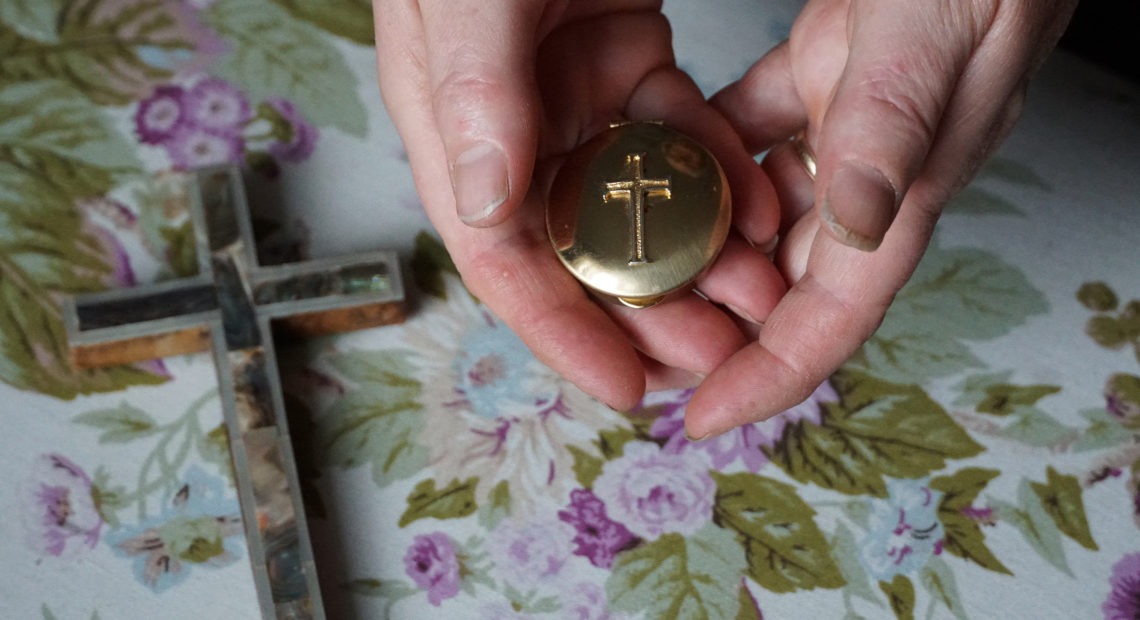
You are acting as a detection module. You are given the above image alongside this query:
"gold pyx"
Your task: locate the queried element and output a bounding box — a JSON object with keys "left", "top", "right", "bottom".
{"left": 547, "top": 121, "right": 731, "bottom": 308}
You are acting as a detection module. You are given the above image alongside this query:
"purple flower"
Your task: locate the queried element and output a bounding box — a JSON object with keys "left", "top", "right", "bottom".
{"left": 164, "top": 126, "right": 244, "bottom": 170}
{"left": 648, "top": 380, "right": 836, "bottom": 472}
{"left": 487, "top": 517, "right": 574, "bottom": 590}
{"left": 265, "top": 98, "right": 318, "bottom": 163}
{"left": 403, "top": 532, "right": 461, "bottom": 606}
{"left": 23, "top": 454, "right": 103, "bottom": 558}
{"left": 859, "top": 478, "right": 945, "bottom": 581}
{"left": 185, "top": 77, "right": 250, "bottom": 134}
{"left": 558, "top": 489, "right": 637, "bottom": 568}
{"left": 592, "top": 441, "right": 715, "bottom": 541}
{"left": 1103, "top": 552, "right": 1140, "bottom": 619}
{"left": 135, "top": 85, "right": 189, "bottom": 144}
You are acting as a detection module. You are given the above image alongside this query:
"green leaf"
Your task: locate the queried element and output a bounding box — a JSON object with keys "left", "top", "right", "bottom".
{"left": 831, "top": 522, "right": 883, "bottom": 608}
{"left": 930, "top": 468, "right": 1011, "bottom": 575}
{"left": 767, "top": 370, "right": 982, "bottom": 496}
{"left": 992, "top": 480, "right": 1071, "bottom": 576}
{"left": 854, "top": 243, "right": 1048, "bottom": 384}
{"left": 41, "top": 604, "right": 58, "bottom": 620}
{"left": 918, "top": 557, "right": 968, "bottom": 620}
{"left": 160, "top": 221, "right": 200, "bottom": 278}
{"left": 0, "top": 0, "right": 198, "bottom": 104}
{"left": 411, "top": 231, "right": 460, "bottom": 300}
{"left": 607, "top": 526, "right": 746, "bottom": 620}
{"left": 270, "top": 0, "right": 373, "bottom": 45}
{"left": 317, "top": 349, "right": 427, "bottom": 487}
{"left": 398, "top": 477, "right": 478, "bottom": 527}
{"left": 975, "top": 157, "right": 1051, "bottom": 190}
{"left": 1030, "top": 467, "right": 1097, "bottom": 550}
{"left": 945, "top": 186, "right": 1025, "bottom": 217}
{"left": 1073, "top": 407, "right": 1136, "bottom": 452}
{"left": 204, "top": 0, "right": 367, "bottom": 136}
{"left": 0, "top": 0, "right": 67, "bottom": 42}
{"left": 1086, "top": 315, "right": 1129, "bottom": 349}
{"left": 712, "top": 472, "right": 844, "bottom": 593}
{"left": 996, "top": 406, "right": 1079, "bottom": 449}
{"left": 878, "top": 575, "right": 915, "bottom": 620}
{"left": 73, "top": 402, "right": 158, "bottom": 443}
{"left": 477, "top": 480, "right": 511, "bottom": 529}
{"left": 1077, "top": 282, "right": 1118, "bottom": 312}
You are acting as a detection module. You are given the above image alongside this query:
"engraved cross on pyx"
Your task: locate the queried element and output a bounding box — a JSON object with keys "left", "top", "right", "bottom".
{"left": 604, "top": 153, "right": 671, "bottom": 264}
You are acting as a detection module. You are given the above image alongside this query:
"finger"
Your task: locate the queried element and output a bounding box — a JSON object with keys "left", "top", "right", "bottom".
{"left": 684, "top": 190, "right": 936, "bottom": 439}
{"left": 812, "top": 1, "right": 990, "bottom": 250}
{"left": 419, "top": 0, "right": 550, "bottom": 226}
{"left": 641, "top": 353, "right": 703, "bottom": 393}
{"left": 375, "top": 4, "right": 647, "bottom": 411}
{"left": 693, "top": 234, "right": 786, "bottom": 325}
{"left": 626, "top": 64, "right": 781, "bottom": 250}
{"left": 710, "top": 42, "right": 807, "bottom": 154}
{"left": 761, "top": 139, "right": 816, "bottom": 235}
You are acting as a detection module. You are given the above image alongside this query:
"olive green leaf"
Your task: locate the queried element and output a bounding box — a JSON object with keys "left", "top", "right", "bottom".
{"left": 851, "top": 242, "right": 1048, "bottom": 384}
{"left": 930, "top": 467, "right": 1011, "bottom": 575}
{"left": 568, "top": 444, "right": 605, "bottom": 489}
{"left": 73, "top": 402, "right": 158, "bottom": 443}
{"left": 477, "top": 480, "right": 511, "bottom": 530}
{"left": 607, "top": 526, "right": 747, "bottom": 620}
{"left": 951, "top": 371, "right": 1061, "bottom": 416}
{"left": 878, "top": 575, "right": 916, "bottom": 620}
{"left": 0, "top": 0, "right": 198, "bottom": 104}
{"left": 398, "top": 477, "right": 478, "bottom": 528}
{"left": 316, "top": 349, "right": 426, "bottom": 488}
{"left": 1030, "top": 466, "right": 1097, "bottom": 550}
{"left": 1077, "top": 282, "right": 1119, "bottom": 312}
{"left": 204, "top": 0, "right": 368, "bottom": 137}
{"left": 735, "top": 582, "right": 762, "bottom": 620}
{"left": 0, "top": 0, "right": 67, "bottom": 42}
{"left": 767, "top": 370, "right": 983, "bottom": 497}
{"left": 270, "top": 0, "right": 374, "bottom": 45}
{"left": 918, "top": 557, "right": 968, "bottom": 620}
{"left": 712, "top": 472, "right": 844, "bottom": 593}
{"left": 411, "top": 231, "right": 460, "bottom": 300}
{"left": 0, "top": 80, "right": 161, "bottom": 398}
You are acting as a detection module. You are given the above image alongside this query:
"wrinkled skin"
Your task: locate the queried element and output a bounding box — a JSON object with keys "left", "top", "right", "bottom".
{"left": 373, "top": 0, "right": 1077, "bottom": 438}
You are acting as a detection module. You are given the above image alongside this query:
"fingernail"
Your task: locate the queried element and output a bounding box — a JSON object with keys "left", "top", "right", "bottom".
{"left": 820, "top": 161, "right": 899, "bottom": 251}
{"left": 451, "top": 142, "right": 508, "bottom": 224}
{"left": 726, "top": 303, "right": 759, "bottom": 325}
{"left": 684, "top": 428, "right": 711, "bottom": 442}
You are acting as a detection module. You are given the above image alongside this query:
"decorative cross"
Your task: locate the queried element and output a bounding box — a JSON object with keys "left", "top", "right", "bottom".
{"left": 604, "top": 152, "right": 672, "bottom": 264}
{"left": 63, "top": 166, "right": 405, "bottom": 620}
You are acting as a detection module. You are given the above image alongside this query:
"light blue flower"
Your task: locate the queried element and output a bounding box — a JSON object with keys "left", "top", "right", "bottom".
{"left": 859, "top": 478, "right": 945, "bottom": 581}
{"left": 453, "top": 316, "right": 559, "bottom": 421}
{"left": 106, "top": 466, "right": 244, "bottom": 593}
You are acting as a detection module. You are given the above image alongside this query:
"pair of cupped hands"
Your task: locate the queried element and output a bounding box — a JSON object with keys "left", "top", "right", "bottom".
{"left": 374, "top": 0, "right": 1075, "bottom": 439}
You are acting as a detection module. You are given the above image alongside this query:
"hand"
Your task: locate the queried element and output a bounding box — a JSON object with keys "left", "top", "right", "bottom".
{"left": 686, "top": 0, "right": 1077, "bottom": 438}
{"left": 373, "top": 1, "right": 787, "bottom": 409}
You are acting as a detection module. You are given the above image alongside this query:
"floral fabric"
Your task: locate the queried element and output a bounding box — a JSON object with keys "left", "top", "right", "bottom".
{"left": 1, "top": 2, "right": 1139, "bottom": 619}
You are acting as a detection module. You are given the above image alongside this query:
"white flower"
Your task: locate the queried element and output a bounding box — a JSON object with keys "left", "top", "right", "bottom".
{"left": 410, "top": 277, "right": 628, "bottom": 513}
{"left": 487, "top": 516, "right": 575, "bottom": 591}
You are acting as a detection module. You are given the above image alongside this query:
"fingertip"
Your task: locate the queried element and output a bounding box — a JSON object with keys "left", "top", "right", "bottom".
{"left": 818, "top": 160, "right": 900, "bottom": 251}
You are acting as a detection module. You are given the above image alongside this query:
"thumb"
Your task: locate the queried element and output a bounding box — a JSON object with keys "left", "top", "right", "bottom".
{"left": 812, "top": 2, "right": 985, "bottom": 250}
{"left": 420, "top": 0, "right": 548, "bottom": 227}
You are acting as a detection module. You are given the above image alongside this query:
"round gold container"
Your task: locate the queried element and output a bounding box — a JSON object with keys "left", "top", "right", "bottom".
{"left": 547, "top": 122, "right": 731, "bottom": 308}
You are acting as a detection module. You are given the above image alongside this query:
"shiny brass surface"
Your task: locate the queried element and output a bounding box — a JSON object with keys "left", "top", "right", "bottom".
{"left": 547, "top": 122, "right": 731, "bottom": 307}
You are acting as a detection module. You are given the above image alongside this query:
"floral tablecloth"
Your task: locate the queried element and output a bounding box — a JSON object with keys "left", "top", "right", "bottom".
{"left": 2, "top": 1, "right": 1139, "bottom": 619}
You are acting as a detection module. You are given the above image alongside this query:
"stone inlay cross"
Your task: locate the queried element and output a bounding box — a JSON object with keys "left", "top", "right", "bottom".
{"left": 63, "top": 166, "right": 405, "bottom": 620}
{"left": 604, "top": 152, "right": 672, "bottom": 264}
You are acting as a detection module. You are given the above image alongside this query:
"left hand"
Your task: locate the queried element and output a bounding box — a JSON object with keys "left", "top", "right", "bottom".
{"left": 684, "top": 0, "right": 1077, "bottom": 438}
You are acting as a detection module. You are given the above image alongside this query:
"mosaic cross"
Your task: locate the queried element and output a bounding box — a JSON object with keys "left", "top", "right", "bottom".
{"left": 62, "top": 166, "right": 405, "bottom": 620}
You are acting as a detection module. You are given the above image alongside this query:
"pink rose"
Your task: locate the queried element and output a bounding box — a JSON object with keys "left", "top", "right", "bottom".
{"left": 403, "top": 532, "right": 461, "bottom": 606}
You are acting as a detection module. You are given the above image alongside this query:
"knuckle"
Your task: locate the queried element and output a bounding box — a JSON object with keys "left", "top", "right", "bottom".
{"left": 855, "top": 63, "right": 942, "bottom": 147}
{"left": 431, "top": 59, "right": 503, "bottom": 132}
